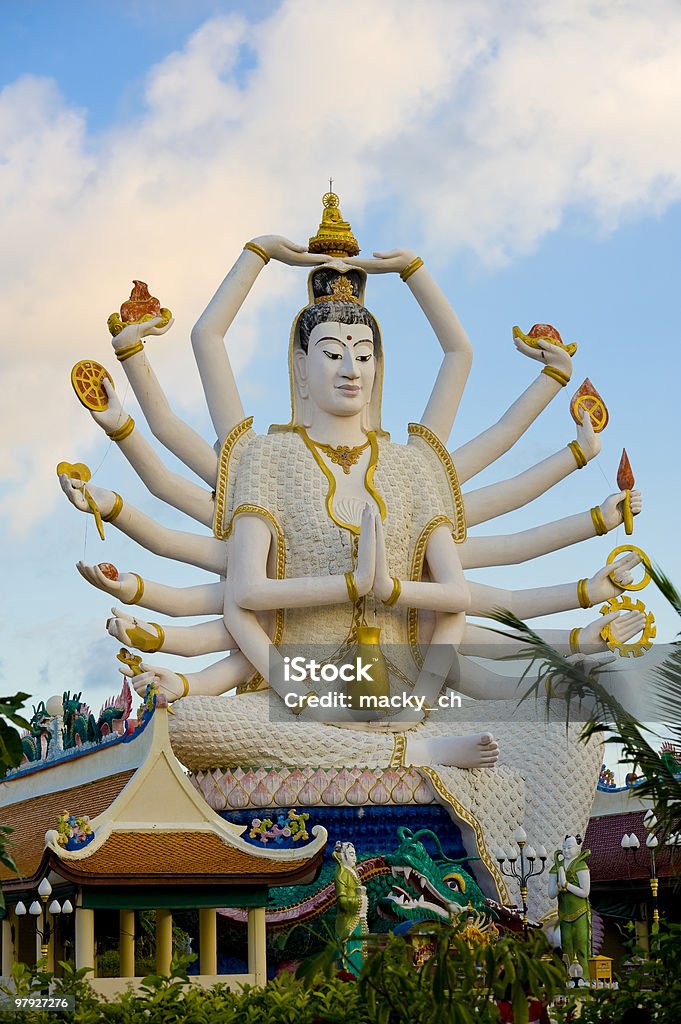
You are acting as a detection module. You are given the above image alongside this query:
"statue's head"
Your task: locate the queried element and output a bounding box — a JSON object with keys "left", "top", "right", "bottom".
{"left": 335, "top": 839, "right": 358, "bottom": 869}
{"left": 276, "top": 267, "right": 386, "bottom": 435}
{"left": 562, "top": 834, "right": 582, "bottom": 859}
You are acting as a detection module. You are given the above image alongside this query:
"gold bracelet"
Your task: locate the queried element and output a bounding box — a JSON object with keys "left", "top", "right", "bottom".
{"left": 290, "top": 691, "right": 319, "bottom": 716}
{"left": 542, "top": 365, "right": 570, "bottom": 387}
{"left": 177, "top": 674, "right": 189, "bottom": 698}
{"left": 384, "top": 577, "right": 402, "bottom": 607}
{"left": 577, "top": 578, "right": 592, "bottom": 609}
{"left": 146, "top": 622, "right": 165, "bottom": 654}
{"left": 102, "top": 492, "right": 123, "bottom": 522}
{"left": 400, "top": 256, "right": 424, "bottom": 282}
{"left": 107, "top": 416, "right": 135, "bottom": 443}
{"left": 345, "top": 571, "right": 359, "bottom": 603}
{"left": 590, "top": 506, "right": 608, "bottom": 536}
{"left": 243, "top": 241, "right": 270, "bottom": 265}
{"left": 127, "top": 573, "right": 145, "bottom": 606}
{"left": 115, "top": 340, "right": 144, "bottom": 362}
{"left": 569, "top": 627, "right": 582, "bottom": 655}
{"left": 568, "top": 440, "right": 587, "bottom": 470}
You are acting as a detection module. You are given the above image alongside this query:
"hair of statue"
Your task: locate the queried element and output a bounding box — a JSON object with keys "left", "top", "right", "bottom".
{"left": 298, "top": 304, "right": 381, "bottom": 357}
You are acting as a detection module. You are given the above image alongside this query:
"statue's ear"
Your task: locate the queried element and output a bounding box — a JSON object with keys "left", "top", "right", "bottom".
{"left": 293, "top": 349, "right": 308, "bottom": 393}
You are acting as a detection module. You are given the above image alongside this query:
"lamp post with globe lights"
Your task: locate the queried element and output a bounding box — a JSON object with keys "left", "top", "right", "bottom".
{"left": 495, "top": 826, "right": 548, "bottom": 927}
{"left": 621, "top": 810, "right": 660, "bottom": 938}
{"left": 14, "top": 878, "right": 73, "bottom": 965}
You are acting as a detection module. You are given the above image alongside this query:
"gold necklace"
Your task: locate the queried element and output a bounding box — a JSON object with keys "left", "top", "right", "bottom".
{"left": 309, "top": 436, "right": 370, "bottom": 474}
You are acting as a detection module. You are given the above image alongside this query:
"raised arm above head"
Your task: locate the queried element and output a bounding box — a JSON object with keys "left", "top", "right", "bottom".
{"left": 59, "top": 475, "right": 226, "bottom": 574}
{"left": 452, "top": 332, "right": 575, "bottom": 485}
{"left": 344, "top": 249, "right": 473, "bottom": 444}
{"left": 88, "top": 379, "right": 215, "bottom": 527}
{"left": 111, "top": 317, "right": 218, "bottom": 485}
{"left": 192, "top": 236, "right": 333, "bottom": 442}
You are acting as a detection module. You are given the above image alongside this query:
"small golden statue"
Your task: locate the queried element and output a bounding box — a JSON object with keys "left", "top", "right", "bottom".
{"left": 308, "top": 191, "right": 360, "bottom": 257}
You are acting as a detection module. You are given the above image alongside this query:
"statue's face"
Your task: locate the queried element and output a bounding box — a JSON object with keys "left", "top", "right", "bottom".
{"left": 563, "top": 835, "right": 580, "bottom": 859}
{"left": 340, "top": 842, "right": 357, "bottom": 868}
{"left": 297, "top": 322, "right": 375, "bottom": 419}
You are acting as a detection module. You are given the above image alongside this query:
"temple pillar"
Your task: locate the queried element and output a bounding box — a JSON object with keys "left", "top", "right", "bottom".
{"left": 1, "top": 913, "right": 15, "bottom": 975}
{"left": 247, "top": 907, "right": 267, "bottom": 986}
{"left": 119, "top": 909, "right": 135, "bottom": 977}
{"left": 198, "top": 908, "right": 217, "bottom": 975}
{"left": 155, "top": 909, "right": 173, "bottom": 975}
{"left": 75, "top": 908, "right": 95, "bottom": 974}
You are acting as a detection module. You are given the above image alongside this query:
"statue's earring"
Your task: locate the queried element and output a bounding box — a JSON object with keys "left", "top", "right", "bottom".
{"left": 300, "top": 394, "right": 312, "bottom": 428}
{"left": 360, "top": 402, "right": 369, "bottom": 433}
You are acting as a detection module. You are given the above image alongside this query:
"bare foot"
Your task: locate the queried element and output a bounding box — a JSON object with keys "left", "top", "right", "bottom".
{"left": 406, "top": 731, "right": 499, "bottom": 769}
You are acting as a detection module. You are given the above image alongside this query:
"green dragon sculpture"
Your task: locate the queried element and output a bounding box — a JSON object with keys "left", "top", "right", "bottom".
{"left": 219, "top": 826, "right": 495, "bottom": 960}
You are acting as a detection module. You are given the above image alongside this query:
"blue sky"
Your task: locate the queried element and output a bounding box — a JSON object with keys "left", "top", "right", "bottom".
{"left": 1, "top": 1, "right": 679, "bottom": 754}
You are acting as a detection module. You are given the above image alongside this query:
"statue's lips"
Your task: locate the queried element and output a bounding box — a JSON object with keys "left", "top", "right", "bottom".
{"left": 336, "top": 384, "right": 360, "bottom": 395}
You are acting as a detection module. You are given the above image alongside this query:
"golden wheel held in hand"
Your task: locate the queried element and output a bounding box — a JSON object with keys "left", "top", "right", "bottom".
{"left": 599, "top": 594, "right": 656, "bottom": 657}
{"left": 71, "top": 359, "right": 113, "bottom": 411}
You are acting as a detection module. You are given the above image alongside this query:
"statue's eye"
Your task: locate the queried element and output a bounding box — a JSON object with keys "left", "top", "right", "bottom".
{"left": 444, "top": 872, "right": 466, "bottom": 893}
{"left": 356, "top": 353, "right": 373, "bottom": 363}
{"left": 323, "top": 349, "right": 343, "bottom": 360}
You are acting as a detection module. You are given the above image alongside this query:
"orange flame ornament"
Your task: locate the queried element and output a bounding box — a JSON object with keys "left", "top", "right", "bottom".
{"left": 617, "top": 449, "right": 635, "bottom": 535}
{"left": 570, "top": 378, "right": 609, "bottom": 433}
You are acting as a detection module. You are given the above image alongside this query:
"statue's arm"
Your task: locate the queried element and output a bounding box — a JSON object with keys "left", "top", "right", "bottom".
{"left": 567, "top": 867, "right": 591, "bottom": 899}
{"left": 547, "top": 872, "right": 560, "bottom": 899}
{"left": 463, "top": 412, "right": 601, "bottom": 526}
{"left": 59, "top": 477, "right": 226, "bottom": 574}
{"left": 76, "top": 563, "right": 224, "bottom": 616}
{"left": 467, "top": 550, "right": 640, "bottom": 618}
{"left": 107, "top": 610, "right": 235, "bottom": 656}
{"left": 452, "top": 339, "right": 574, "bottom": 485}
{"left": 461, "top": 489, "right": 642, "bottom": 568}
{"left": 374, "top": 521, "right": 470, "bottom": 614}
{"left": 89, "top": 380, "right": 215, "bottom": 526}
{"left": 127, "top": 651, "right": 253, "bottom": 700}
{"left": 407, "top": 264, "right": 473, "bottom": 444}
{"left": 192, "top": 236, "right": 332, "bottom": 441}
{"left": 112, "top": 322, "right": 218, "bottom": 485}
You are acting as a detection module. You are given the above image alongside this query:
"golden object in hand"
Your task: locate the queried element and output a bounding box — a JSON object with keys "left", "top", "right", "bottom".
{"left": 71, "top": 360, "right": 114, "bottom": 412}
{"left": 606, "top": 545, "right": 651, "bottom": 592}
{"left": 599, "top": 594, "right": 656, "bottom": 657}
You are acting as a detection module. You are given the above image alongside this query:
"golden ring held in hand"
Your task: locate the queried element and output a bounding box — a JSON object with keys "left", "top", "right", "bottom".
{"left": 599, "top": 594, "right": 656, "bottom": 658}
{"left": 71, "top": 359, "right": 113, "bottom": 412}
{"left": 606, "top": 544, "right": 651, "bottom": 592}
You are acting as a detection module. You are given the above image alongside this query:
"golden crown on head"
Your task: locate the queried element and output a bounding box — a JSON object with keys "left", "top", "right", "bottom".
{"left": 314, "top": 275, "right": 360, "bottom": 304}
{"left": 308, "top": 190, "right": 360, "bottom": 258}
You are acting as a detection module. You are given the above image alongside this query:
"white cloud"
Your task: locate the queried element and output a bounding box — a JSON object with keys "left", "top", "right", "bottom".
{"left": 1, "top": 0, "right": 681, "bottom": 531}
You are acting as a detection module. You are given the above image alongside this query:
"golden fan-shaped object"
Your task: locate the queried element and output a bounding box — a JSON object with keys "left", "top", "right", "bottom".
{"left": 71, "top": 360, "right": 113, "bottom": 412}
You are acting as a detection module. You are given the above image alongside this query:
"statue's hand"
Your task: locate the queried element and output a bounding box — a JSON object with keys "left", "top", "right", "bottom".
{"left": 372, "top": 515, "right": 393, "bottom": 603}
{"left": 354, "top": 504, "right": 376, "bottom": 597}
{"left": 587, "top": 550, "right": 641, "bottom": 603}
{"left": 248, "top": 235, "right": 332, "bottom": 268}
{"left": 345, "top": 248, "right": 417, "bottom": 275}
{"left": 89, "top": 378, "right": 127, "bottom": 434}
{"left": 579, "top": 609, "right": 647, "bottom": 652}
{"left": 575, "top": 409, "right": 601, "bottom": 461}
{"left": 59, "top": 475, "right": 117, "bottom": 518}
{"left": 76, "top": 561, "right": 139, "bottom": 602}
{"left": 106, "top": 606, "right": 151, "bottom": 647}
{"left": 600, "top": 489, "right": 642, "bottom": 530}
{"left": 514, "top": 334, "right": 573, "bottom": 378}
{"left": 119, "top": 663, "right": 185, "bottom": 701}
{"left": 112, "top": 316, "right": 174, "bottom": 354}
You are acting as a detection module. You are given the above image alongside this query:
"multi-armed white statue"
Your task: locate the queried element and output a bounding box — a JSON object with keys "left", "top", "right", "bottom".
{"left": 60, "top": 193, "right": 646, "bottom": 918}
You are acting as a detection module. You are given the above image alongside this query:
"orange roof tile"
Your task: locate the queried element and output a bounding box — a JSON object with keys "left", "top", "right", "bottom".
{"left": 54, "top": 831, "right": 310, "bottom": 884}
{"left": 0, "top": 770, "right": 135, "bottom": 883}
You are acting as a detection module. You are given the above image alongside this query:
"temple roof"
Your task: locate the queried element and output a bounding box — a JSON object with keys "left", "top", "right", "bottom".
{"left": 0, "top": 696, "right": 326, "bottom": 894}
{"left": 585, "top": 811, "right": 677, "bottom": 882}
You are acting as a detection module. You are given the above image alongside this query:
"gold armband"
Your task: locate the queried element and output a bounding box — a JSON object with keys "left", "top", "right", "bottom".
{"left": 115, "top": 340, "right": 144, "bottom": 362}
{"left": 127, "top": 573, "right": 145, "bottom": 606}
{"left": 542, "top": 365, "right": 570, "bottom": 387}
{"left": 177, "top": 674, "right": 190, "bottom": 699}
{"left": 243, "top": 241, "right": 270, "bottom": 264}
{"left": 290, "top": 691, "right": 319, "bottom": 716}
{"left": 345, "top": 571, "right": 359, "bottom": 603}
{"left": 568, "top": 440, "right": 588, "bottom": 470}
{"left": 384, "top": 577, "right": 402, "bottom": 607}
{"left": 400, "top": 256, "right": 424, "bottom": 282}
{"left": 102, "top": 492, "right": 123, "bottom": 523}
{"left": 143, "top": 622, "right": 165, "bottom": 654}
{"left": 590, "top": 506, "right": 608, "bottom": 536}
{"left": 577, "top": 578, "right": 592, "bottom": 609}
{"left": 569, "top": 627, "right": 582, "bottom": 655}
{"left": 107, "top": 416, "right": 135, "bottom": 443}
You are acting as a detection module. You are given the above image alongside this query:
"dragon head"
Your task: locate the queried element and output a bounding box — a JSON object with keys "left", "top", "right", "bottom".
{"left": 379, "top": 827, "right": 487, "bottom": 923}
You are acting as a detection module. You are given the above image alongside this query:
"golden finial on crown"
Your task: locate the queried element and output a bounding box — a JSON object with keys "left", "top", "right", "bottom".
{"left": 308, "top": 190, "right": 360, "bottom": 258}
